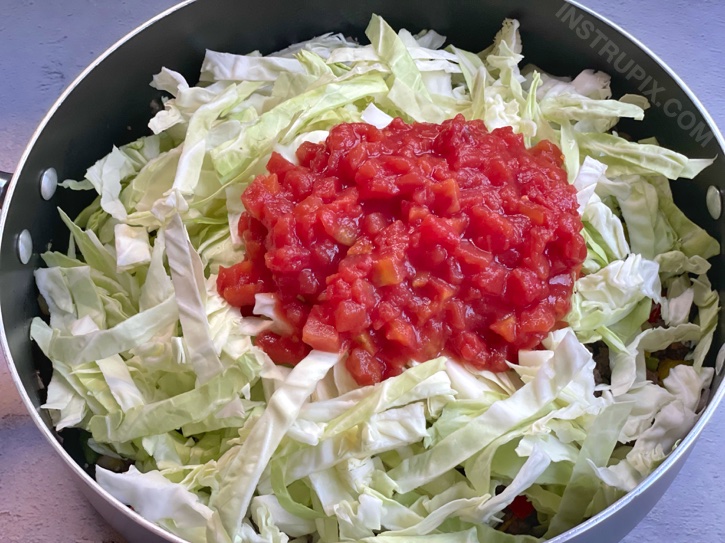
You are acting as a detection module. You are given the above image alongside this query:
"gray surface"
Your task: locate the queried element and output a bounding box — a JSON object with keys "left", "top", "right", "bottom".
{"left": 1, "top": 1, "right": 724, "bottom": 542}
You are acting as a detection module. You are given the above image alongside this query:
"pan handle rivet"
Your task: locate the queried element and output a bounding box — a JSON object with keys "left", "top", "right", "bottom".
{"left": 706, "top": 186, "right": 722, "bottom": 220}
{"left": 40, "top": 168, "right": 58, "bottom": 201}
{"left": 17, "top": 229, "right": 33, "bottom": 265}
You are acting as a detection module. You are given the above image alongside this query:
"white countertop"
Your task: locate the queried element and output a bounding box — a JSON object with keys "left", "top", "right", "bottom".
{"left": 1, "top": 1, "right": 724, "bottom": 542}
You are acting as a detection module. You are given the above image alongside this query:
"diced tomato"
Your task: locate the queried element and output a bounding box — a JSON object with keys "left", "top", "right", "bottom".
{"left": 266, "top": 151, "right": 296, "bottom": 177}
{"left": 372, "top": 257, "right": 406, "bottom": 286}
{"left": 296, "top": 141, "right": 324, "bottom": 167}
{"left": 470, "top": 205, "right": 516, "bottom": 253}
{"left": 508, "top": 495, "right": 535, "bottom": 520}
{"left": 446, "top": 299, "right": 469, "bottom": 331}
{"left": 505, "top": 267, "right": 547, "bottom": 307}
{"left": 518, "top": 199, "right": 547, "bottom": 226}
{"left": 449, "top": 331, "right": 491, "bottom": 368}
{"left": 334, "top": 300, "right": 369, "bottom": 333}
{"left": 430, "top": 178, "right": 461, "bottom": 214}
{"left": 217, "top": 261, "right": 271, "bottom": 309}
{"left": 397, "top": 173, "right": 426, "bottom": 195}
{"left": 519, "top": 303, "right": 557, "bottom": 335}
{"left": 382, "top": 155, "right": 413, "bottom": 174}
{"left": 473, "top": 263, "right": 508, "bottom": 297}
{"left": 419, "top": 214, "right": 461, "bottom": 251}
{"left": 345, "top": 348, "right": 382, "bottom": 386}
{"left": 302, "top": 309, "right": 341, "bottom": 352}
{"left": 219, "top": 115, "right": 584, "bottom": 385}
{"left": 255, "top": 331, "right": 311, "bottom": 366}
{"left": 490, "top": 314, "right": 517, "bottom": 343}
{"left": 384, "top": 320, "right": 418, "bottom": 349}
{"left": 280, "top": 298, "right": 310, "bottom": 330}
{"left": 220, "top": 283, "right": 257, "bottom": 307}
{"left": 362, "top": 212, "right": 389, "bottom": 236}
{"left": 351, "top": 278, "right": 376, "bottom": 307}
{"left": 456, "top": 240, "right": 493, "bottom": 270}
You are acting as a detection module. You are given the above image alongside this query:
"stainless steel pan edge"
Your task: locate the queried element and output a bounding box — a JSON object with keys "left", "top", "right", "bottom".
{"left": 1, "top": 1, "right": 723, "bottom": 542}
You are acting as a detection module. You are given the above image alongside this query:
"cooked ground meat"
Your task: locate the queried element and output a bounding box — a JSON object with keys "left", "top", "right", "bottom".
{"left": 96, "top": 455, "right": 132, "bottom": 473}
{"left": 652, "top": 341, "right": 691, "bottom": 362}
{"left": 497, "top": 510, "right": 540, "bottom": 536}
{"left": 648, "top": 341, "right": 694, "bottom": 384}
{"left": 646, "top": 368, "right": 662, "bottom": 387}
{"left": 587, "top": 341, "right": 611, "bottom": 387}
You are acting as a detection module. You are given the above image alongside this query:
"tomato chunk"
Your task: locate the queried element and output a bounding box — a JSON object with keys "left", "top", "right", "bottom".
{"left": 345, "top": 348, "right": 383, "bottom": 386}
{"left": 255, "top": 331, "right": 311, "bottom": 366}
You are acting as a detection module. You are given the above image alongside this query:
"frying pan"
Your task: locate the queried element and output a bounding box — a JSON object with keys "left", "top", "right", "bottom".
{"left": 1, "top": 1, "right": 723, "bottom": 542}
